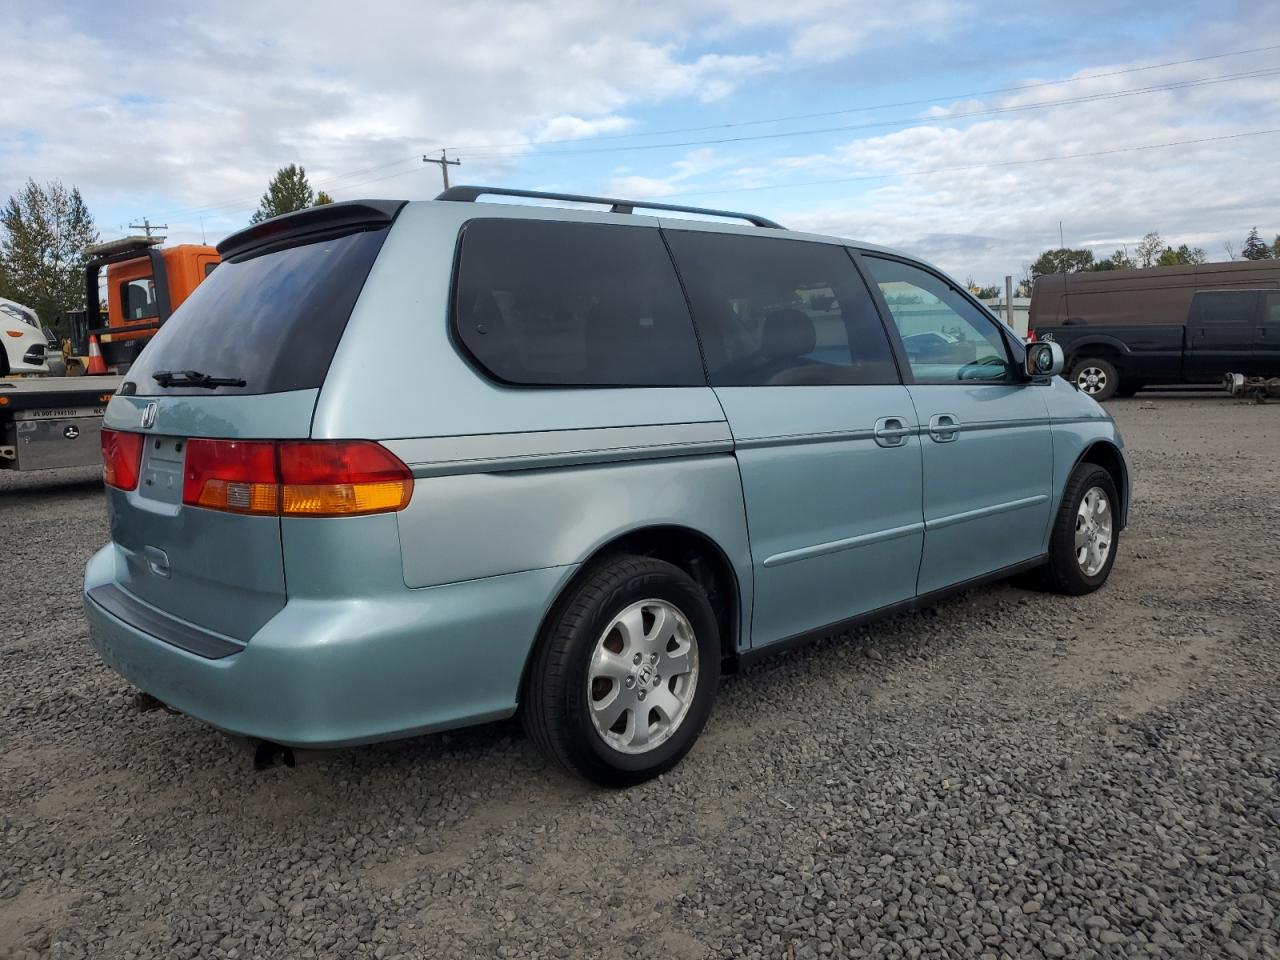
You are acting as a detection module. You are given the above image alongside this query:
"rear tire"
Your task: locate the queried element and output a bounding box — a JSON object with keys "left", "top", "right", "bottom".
{"left": 1070, "top": 357, "right": 1120, "bottom": 401}
{"left": 522, "top": 555, "right": 720, "bottom": 787}
{"left": 1043, "top": 464, "right": 1120, "bottom": 595}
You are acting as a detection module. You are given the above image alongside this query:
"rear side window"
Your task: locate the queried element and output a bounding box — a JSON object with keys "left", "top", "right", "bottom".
{"left": 664, "top": 231, "right": 898, "bottom": 386}
{"left": 452, "top": 219, "right": 705, "bottom": 387}
{"left": 127, "top": 227, "right": 388, "bottom": 396}
{"left": 1192, "top": 291, "right": 1258, "bottom": 324}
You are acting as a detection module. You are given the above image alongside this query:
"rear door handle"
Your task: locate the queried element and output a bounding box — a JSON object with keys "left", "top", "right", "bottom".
{"left": 873, "top": 416, "right": 912, "bottom": 448}
{"left": 928, "top": 414, "right": 960, "bottom": 443}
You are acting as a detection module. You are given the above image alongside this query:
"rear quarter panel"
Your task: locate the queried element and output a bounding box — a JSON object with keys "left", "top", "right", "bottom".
{"left": 392, "top": 454, "right": 754, "bottom": 648}
{"left": 313, "top": 200, "right": 755, "bottom": 649}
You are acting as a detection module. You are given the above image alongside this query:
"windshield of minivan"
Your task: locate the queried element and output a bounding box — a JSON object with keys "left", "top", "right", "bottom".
{"left": 125, "top": 227, "right": 388, "bottom": 396}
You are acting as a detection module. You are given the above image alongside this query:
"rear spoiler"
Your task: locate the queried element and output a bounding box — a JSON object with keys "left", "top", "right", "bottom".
{"left": 217, "top": 199, "right": 407, "bottom": 261}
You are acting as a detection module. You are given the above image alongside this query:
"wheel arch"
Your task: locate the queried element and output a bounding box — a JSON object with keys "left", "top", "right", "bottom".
{"left": 516, "top": 523, "right": 743, "bottom": 704}
{"left": 1066, "top": 337, "right": 1131, "bottom": 369}
{"left": 1073, "top": 440, "right": 1129, "bottom": 529}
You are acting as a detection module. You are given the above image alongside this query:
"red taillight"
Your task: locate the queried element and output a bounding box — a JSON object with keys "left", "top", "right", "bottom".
{"left": 181, "top": 439, "right": 413, "bottom": 517}
{"left": 182, "top": 439, "right": 279, "bottom": 514}
{"left": 101, "top": 429, "right": 144, "bottom": 490}
{"left": 1026, "top": 329, "right": 1038, "bottom": 342}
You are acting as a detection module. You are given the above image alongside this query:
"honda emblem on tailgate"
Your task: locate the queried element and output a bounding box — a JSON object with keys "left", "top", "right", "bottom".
{"left": 141, "top": 402, "right": 158, "bottom": 430}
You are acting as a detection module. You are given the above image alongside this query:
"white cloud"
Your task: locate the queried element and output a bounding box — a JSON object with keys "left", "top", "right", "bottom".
{"left": 683, "top": 52, "right": 1280, "bottom": 280}
{"left": 535, "top": 115, "right": 634, "bottom": 143}
{"left": 4, "top": 0, "right": 910, "bottom": 235}
{"left": 608, "top": 148, "right": 728, "bottom": 197}
{"left": 3, "top": 0, "right": 1277, "bottom": 283}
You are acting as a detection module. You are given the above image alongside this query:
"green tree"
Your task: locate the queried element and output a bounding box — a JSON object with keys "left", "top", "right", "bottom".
{"left": 1155, "top": 244, "right": 1207, "bottom": 266}
{"left": 1029, "top": 247, "right": 1095, "bottom": 278}
{"left": 0, "top": 178, "right": 99, "bottom": 333}
{"left": 315, "top": 190, "right": 334, "bottom": 205}
{"left": 1135, "top": 231, "right": 1164, "bottom": 268}
{"left": 1242, "top": 226, "right": 1273, "bottom": 260}
{"left": 1273, "top": 234, "right": 1280, "bottom": 258}
{"left": 1092, "top": 246, "right": 1136, "bottom": 271}
{"left": 250, "top": 164, "right": 320, "bottom": 223}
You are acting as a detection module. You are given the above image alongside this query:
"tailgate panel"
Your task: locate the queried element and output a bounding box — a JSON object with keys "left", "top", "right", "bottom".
{"left": 100, "top": 391, "right": 318, "bottom": 643}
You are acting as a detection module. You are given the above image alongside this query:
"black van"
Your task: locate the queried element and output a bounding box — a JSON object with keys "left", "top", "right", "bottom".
{"left": 1029, "top": 260, "right": 1280, "bottom": 399}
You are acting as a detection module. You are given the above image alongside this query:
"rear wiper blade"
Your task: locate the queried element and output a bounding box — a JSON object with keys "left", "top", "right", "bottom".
{"left": 152, "top": 369, "right": 247, "bottom": 389}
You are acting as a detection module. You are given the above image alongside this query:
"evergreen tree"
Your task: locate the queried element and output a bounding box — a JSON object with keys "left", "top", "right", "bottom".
{"left": 250, "top": 164, "right": 318, "bottom": 223}
{"left": 1241, "top": 227, "right": 1273, "bottom": 260}
{"left": 0, "top": 178, "right": 99, "bottom": 332}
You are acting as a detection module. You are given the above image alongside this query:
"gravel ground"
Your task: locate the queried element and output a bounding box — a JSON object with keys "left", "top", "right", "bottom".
{"left": 1, "top": 394, "right": 1277, "bottom": 959}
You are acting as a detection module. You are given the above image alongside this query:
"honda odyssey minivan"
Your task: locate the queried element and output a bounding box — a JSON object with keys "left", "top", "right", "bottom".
{"left": 84, "top": 188, "right": 1129, "bottom": 786}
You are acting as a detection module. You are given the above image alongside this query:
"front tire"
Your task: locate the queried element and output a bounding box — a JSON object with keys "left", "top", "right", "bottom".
{"left": 1043, "top": 464, "right": 1120, "bottom": 595}
{"left": 1070, "top": 357, "right": 1120, "bottom": 401}
{"left": 522, "top": 555, "right": 720, "bottom": 787}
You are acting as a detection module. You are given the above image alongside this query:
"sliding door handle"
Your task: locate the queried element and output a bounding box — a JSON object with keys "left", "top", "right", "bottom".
{"left": 873, "top": 416, "right": 912, "bottom": 448}
{"left": 928, "top": 414, "right": 960, "bottom": 442}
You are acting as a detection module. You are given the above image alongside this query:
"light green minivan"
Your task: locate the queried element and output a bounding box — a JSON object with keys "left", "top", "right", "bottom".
{"left": 85, "top": 187, "right": 1128, "bottom": 785}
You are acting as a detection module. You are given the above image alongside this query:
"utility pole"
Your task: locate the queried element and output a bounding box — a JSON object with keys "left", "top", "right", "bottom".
{"left": 422, "top": 149, "right": 461, "bottom": 190}
{"left": 129, "top": 218, "right": 167, "bottom": 241}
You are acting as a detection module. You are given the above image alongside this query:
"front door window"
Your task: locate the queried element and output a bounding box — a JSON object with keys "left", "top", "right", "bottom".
{"left": 861, "top": 256, "right": 1012, "bottom": 383}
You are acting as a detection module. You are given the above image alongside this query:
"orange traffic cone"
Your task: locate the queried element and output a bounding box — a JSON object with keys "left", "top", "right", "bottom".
{"left": 86, "top": 334, "right": 107, "bottom": 375}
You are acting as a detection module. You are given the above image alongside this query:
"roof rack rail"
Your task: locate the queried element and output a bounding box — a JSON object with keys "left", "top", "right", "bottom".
{"left": 436, "top": 185, "right": 784, "bottom": 229}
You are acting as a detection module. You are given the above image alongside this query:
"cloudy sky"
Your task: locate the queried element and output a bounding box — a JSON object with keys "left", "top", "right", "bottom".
{"left": 3, "top": 0, "right": 1278, "bottom": 283}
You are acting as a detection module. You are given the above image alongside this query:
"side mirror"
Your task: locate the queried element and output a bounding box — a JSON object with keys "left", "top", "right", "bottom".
{"left": 1025, "top": 340, "right": 1063, "bottom": 378}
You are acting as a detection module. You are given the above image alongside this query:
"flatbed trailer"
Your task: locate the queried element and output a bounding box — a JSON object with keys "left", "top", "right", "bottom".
{"left": 0, "top": 376, "right": 122, "bottom": 472}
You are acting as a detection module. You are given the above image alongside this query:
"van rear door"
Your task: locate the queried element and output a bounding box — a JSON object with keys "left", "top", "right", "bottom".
{"left": 96, "top": 202, "right": 402, "bottom": 647}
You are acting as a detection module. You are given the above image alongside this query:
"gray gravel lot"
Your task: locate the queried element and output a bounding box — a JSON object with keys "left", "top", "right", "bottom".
{"left": 1, "top": 395, "right": 1277, "bottom": 959}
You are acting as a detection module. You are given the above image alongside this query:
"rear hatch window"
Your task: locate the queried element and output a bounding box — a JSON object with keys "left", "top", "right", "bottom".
{"left": 125, "top": 227, "right": 389, "bottom": 396}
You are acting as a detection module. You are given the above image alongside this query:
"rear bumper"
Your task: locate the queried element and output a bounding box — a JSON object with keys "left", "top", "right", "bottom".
{"left": 83, "top": 545, "right": 575, "bottom": 748}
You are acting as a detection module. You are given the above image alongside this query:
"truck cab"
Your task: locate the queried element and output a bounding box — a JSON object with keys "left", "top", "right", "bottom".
{"left": 87, "top": 238, "right": 220, "bottom": 369}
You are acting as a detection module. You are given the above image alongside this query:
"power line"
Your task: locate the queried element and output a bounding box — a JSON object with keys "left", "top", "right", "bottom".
{"left": 163, "top": 126, "right": 1280, "bottom": 234}
{"left": 441, "top": 42, "right": 1280, "bottom": 152}
{"left": 650, "top": 128, "right": 1280, "bottom": 200}
{"left": 138, "top": 45, "right": 1280, "bottom": 223}
{"left": 459, "top": 67, "right": 1280, "bottom": 160}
